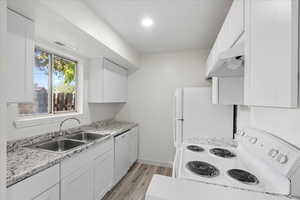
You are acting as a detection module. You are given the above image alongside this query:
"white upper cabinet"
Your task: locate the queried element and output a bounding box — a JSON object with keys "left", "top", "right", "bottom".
{"left": 88, "top": 58, "right": 128, "bottom": 103}
{"left": 212, "top": 77, "right": 244, "bottom": 105}
{"left": 88, "top": 58, "right": 104, "bottom": 103}
{"left": 7, "top": 9, "right": 34, "bottom": 103}
{"left": 244, "top": 0, "right": 298, "bottom": 107}
{"left": 206, "top": 0, "right": 244, "bottom": 77}
{"left": 103, "top": 59, "right": 128, "bottom": 102}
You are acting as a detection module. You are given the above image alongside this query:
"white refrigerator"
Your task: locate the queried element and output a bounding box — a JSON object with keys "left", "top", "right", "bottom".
{"left": 174, "top": 87, "right": 234, "bottom": 147}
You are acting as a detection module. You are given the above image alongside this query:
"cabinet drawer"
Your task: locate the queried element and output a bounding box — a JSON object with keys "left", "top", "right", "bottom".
{"left": 33, "top": 184, "right": 59, "bottom": 200}
{"left": 7, "top": 165, "right": 59, "bottom": 200}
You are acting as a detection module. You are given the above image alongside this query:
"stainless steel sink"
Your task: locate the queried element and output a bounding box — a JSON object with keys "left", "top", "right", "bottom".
{"left": 66, "top": 132, "right": 109, "bottom": 142}
{"left": 35, "top": 139, "right": 85, "bottom": 152}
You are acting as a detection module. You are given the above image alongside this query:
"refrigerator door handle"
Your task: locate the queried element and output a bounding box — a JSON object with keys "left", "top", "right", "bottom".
{"left": 173, "top": 120, "right": 177, "bottom": 147}
{"left": 172, "top": 149, "right": 180, "bottom": 178}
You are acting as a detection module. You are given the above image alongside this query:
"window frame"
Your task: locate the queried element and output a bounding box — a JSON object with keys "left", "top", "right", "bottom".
{"left": 19, "top": 46, "right": 79, "bottom": 117}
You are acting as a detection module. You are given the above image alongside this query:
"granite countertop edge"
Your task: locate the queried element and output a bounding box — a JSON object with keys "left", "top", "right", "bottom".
{"left": 7, "top": 120, "right": 138, "bottom": 188}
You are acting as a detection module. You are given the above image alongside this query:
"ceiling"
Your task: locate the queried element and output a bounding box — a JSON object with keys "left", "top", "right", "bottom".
{"left": 82, "top": 0, "right": 233, "bottom": 53}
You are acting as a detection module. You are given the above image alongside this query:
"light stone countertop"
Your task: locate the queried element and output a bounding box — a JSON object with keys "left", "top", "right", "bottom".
{"left": 7, "top": 120, "right": 137, "bottom": 188}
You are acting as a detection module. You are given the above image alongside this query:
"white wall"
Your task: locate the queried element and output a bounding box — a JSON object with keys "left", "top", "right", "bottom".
{"left": 0, "top": 0, "right": 7, "bottom": 198}
{"left": 237, "top": 105, "right": 300, "bottom": 148}
{"left": 116, "top": 49, "right": 210, "bottom": 166}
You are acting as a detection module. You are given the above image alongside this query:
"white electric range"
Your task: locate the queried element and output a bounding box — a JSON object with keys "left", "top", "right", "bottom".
{"left": 171, "top": 127, "right": 300, "bottom": 199}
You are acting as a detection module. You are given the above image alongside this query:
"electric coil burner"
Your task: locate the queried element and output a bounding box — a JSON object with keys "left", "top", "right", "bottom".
{"left": 187, "top": 145, "right": 205, "bottom": 152}
{"left": 227, "top": 169, "right": 259, "bottom": 185}
{"left": 186, "top": 161, "right": 219, "bottom": 178}
{"left": 209, "top": 148, "right": 236, "bottom": 158}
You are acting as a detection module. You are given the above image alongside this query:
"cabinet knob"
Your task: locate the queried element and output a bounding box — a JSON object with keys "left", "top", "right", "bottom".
{"left": 250, "top": 137, "right": 258, "bottom": 144}
{"left": 236, "top": 130, "right": 246, "bottom": 136}
{"left": 277, "top": 154, "right": 288, "bottom": 164}
{"left": 268, "top": 149, "right": 279, "bottom": 158}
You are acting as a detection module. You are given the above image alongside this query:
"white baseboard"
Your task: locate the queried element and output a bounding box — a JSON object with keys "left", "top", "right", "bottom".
{"left": 138, "top": 159, "right": 173, "bottom": 168}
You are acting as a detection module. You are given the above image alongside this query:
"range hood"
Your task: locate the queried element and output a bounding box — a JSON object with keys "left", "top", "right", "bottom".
{"left": 207, "top": 36, "right": 245, "bottom": 78}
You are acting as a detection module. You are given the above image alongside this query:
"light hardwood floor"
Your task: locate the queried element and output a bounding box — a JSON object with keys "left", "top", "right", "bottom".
{"left": 103, "top": 162, "right": 172, "bottom": 200}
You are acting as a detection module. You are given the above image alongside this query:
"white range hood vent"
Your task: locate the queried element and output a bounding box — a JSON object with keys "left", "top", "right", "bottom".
{"left": 208, "top": 36, "right": 245, "bottom": 78}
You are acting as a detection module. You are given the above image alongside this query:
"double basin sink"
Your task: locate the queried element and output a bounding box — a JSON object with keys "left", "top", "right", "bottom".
{"left": 30, "top": 132, "right": 110, "bottom": 153}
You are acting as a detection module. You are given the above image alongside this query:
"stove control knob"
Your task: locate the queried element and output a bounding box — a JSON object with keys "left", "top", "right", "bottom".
{"left": 250, "top": 137, "right": 258, "bottom": 144}
{"left": 268, "top": 149, "right": 279, "bottom": 158}
{"left": 237, "top": 130, "right": 245, "bottom": 136}
{"left": 277, "top": 154, "right": 289, "bottom": 164}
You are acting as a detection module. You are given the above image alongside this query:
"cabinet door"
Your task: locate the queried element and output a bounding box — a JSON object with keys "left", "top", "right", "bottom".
{"left": 103, "top": 59, "right": 128, "bottom": 102}
{"left": 7, "top": 165, "right": 59, "bottom": 200}
{"left": 88, "top": 58, "right": 104, "bottom": 103}
{"left": 129, "top": 128, "right": 138, "bottom": 167}
{"left": 7, "top": 9, "right": 34, "bottom": 103}
{"left": 217, "top": 0, "right": 244, "bottom": 53}
{"left": 245, "top": 0, "right": 298, "bottom": 107}
{"left": 61, "top": 166, "right": 93, "bottom": 200}
{"left": 93, "top": 150, "right": 114, "bottom": 200}
{"left": 33, "top": 185, "right": 59, "bottom": 200}
{"left": 212, "top": 77, "right": 244, "bottom": 105}
{"left": 114, "top": 132, "right": 130, "bottom": 184}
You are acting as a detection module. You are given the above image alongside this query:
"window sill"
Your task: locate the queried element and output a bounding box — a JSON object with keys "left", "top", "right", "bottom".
{"left": 14, "top": 112, "right": 84, "bottom": 129}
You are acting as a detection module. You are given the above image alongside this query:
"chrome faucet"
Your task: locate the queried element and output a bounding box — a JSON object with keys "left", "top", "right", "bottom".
{"left": 59, "top": 117, "right": 81, "bottom": 137}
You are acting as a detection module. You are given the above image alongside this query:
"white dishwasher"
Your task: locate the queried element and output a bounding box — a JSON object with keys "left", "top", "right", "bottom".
{"left": 114, "top": 130, "right": 131, "bottom": 185}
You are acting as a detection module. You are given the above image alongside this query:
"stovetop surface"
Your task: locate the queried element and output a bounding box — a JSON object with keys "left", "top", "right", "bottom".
{"left": 178, "top": 142, "right": 268, "bottom": 193}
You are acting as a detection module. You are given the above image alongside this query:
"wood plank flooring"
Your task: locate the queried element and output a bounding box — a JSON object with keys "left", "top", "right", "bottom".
{"left": 103, "top": 163, "right": 172, "bottom": 200}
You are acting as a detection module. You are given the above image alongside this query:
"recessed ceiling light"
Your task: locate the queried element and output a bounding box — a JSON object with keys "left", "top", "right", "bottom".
{"left": 141, "top": 17, "right": 154, "bottom": 28}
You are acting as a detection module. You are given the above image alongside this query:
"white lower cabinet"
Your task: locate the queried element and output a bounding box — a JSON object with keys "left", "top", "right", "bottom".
{"left": 60, "top": 137, "right": 114, "bottom": 200}
{"left": 93, "top": 150, "right": 114, "bottom": 200}
{"left": 61, "top": 166, "right": 93, "bottom": 200}
{"left": 33, "top": 185, "right": 59, "bottom": 200}
{"left": 7, "top": 165, "right": 59, "bottom": 200}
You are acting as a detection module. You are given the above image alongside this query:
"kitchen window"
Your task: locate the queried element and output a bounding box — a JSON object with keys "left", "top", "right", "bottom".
{"left": 18, "top": 47, "right": 78, "bottom": 115}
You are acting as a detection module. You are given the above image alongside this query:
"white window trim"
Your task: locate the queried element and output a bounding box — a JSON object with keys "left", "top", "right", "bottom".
{"left": 14, "top": 112, "right": 84, "bottom": 128}
{"left": 14, "top": 41, "right": 85, "bottom": 129}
